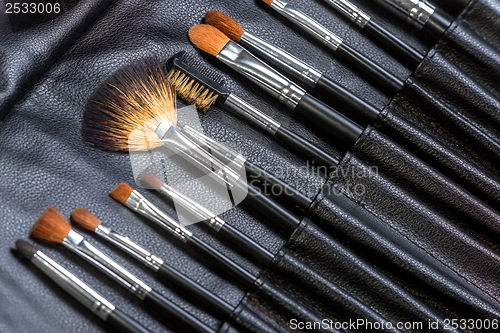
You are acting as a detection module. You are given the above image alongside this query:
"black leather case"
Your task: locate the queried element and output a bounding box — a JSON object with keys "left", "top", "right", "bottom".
{"left": 1, "top": 0, "right": 499, "bottom": 332}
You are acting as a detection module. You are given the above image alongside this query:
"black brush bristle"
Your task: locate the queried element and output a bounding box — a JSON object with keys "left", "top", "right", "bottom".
{"left": 174, "top": 52, "right": 226, "bottom": 85}
{"left": 15, "top": 239, "right": 37, "bottom": 260}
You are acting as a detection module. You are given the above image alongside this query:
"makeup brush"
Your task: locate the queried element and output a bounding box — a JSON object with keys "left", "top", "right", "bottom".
{"left": 168, "top": 51, "right": 341, "bottom": 167}
{"left": 71, "top": 208, "right": 281, "bottom": 333}
{"left": 14, "top": 239, "right": 152, "bottom": 333}
{"left": 188, "top": 24, "right": 364, "bottom": 150}
{"left": 315, "top": 1, "right": 424, "bottom": 67}
{"left": 203, "top": 10, "right": 380, "bottom": 126}
{"left": 259, "top": 0, "right": 405, "bottom": 94}
{"left": 30, "top": 207, "right": 215, "bottom": 333}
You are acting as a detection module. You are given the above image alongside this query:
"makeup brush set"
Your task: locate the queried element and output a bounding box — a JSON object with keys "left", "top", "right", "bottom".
{"left": 2, "top": 0, "right": 500, "bottom": 332}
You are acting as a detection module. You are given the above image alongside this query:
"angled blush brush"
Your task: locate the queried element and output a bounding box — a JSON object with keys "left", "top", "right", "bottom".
{"left": 108, "top": 183, "right": 342, "bottom": 332}
{"left": 188, "top": 24, "right": 364, "bottom": 150}
{"left": 203, "top": 10, "right": 380, "bottom": 126}
{"left": 259, "top": 0, "right": 405, "bottom": 93}
{"left": 30, "top": 207, "right": 215, "bottom": 333}
{"left": 315, "top": 1, "right": 424, "bottom": 67}
{"left": 71, "top": 208, "right": 281, "bottom": 333}
{"left": 14, "top": 239, "right": 152, "bottom": 333}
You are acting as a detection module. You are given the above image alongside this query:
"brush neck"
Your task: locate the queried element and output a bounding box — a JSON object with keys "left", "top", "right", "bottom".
{"left": 322, "top": 0, "right": 371, "bottom": 28}
{"left": 373, "top": 0, "right": 435, "bottom": 30}
{"left": 240, "top": 32, "right": 321, "bottom": 87}
{"left": 217, "top": 41, "right": 306, "bottom": 110}
{"left": 269, "top": 0, "right": 343, "bottom": 51}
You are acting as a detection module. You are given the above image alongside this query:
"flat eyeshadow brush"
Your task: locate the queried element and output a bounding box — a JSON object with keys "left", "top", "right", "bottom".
{"left": 316, "top": 0, "right": 425, "bottom": 67}
{"left": 30, "top": 207, "right": 215, "bottom": 333}
{"left": 109, "top": 183, "right": 391, "bottom": 331}
{"left": 259, "top": 0, "right": 405, "bottom": 94}
{"left": 188, "top": 24, "right": 364, "bottom": 150}
{"left": 71, "top": 208, "right": 281, "bottom": 333}
{"left": 14, "top": 239, "right": 152, "bottom": 333}
{"left": 203, "top": 10, "right": 380, "bottom": 126}
{"left": 168, "top": 51, "right": 340, "bottom": 169}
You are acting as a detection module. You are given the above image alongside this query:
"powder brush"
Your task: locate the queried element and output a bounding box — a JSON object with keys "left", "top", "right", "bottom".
{"left": 188, "top": 24, "right": 364, "bottom": 150}
{"left": 14, "top": 239, "right": 152, "bottom": 333}
{"left": 30, "top": 207, "right": 215, "bottom": 333}
{"left": 71, "top": 208, "right": 281, "bottom": 333}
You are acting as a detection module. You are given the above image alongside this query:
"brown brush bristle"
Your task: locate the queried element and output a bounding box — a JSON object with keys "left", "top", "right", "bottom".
{"left": 205, "top": 10, "right": 245, "bottom": 42}
{"left": 140, "top": 174, "right": 164, "bottom": 190}
{"left": 71, "top": 208, "right": 102, "bottom": 231}
{"left": 261, "top": 0, "right": 273, "bottom": 5}
{"left": 109, "top": 183, "right": 134, "bottom": 204}
{"left": 83, "top": 59, "right": 177, "bottom": 152}
{"left": 188, "top": 25, "right": 230, "bottom": 57}
{"left": 168, "top": 70, "right": 219, "bottom": 113}
{"left": 31, "top": 207, "right": 72, "bottom": 244}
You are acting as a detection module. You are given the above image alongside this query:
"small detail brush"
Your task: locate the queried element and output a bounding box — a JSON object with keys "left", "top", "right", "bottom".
{"left": 14, "top": 239, "right": 152, "bottom": 333}
{"left": 203, "top": 10, "right": 380, "bottom": 126}
{"left": 259, "top": 0, "right": 405, "bottom": 93}
{"left": 71, "top": 208, "right": 281, "bottom": 333}
{"left": 188, "top": 24, "right": 364, "bottom": 149}
{"left": 168, "top": 51, "right": 340, "bottom": 168}
{"left": 316, "top": 0, "right": 424, "bottom": 66}
{"left": 372, "top": 0, "right": 453, "bottom": 41}
{"left": 31, "top": 207, "right": 215, "bottom": 333}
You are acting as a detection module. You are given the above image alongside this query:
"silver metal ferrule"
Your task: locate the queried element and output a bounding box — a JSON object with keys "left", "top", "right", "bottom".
{"left": 321, "top": 0, "right": 371, "bottom": 27}
{"left": 180, "top": 124, "right": 247, "bottom": 170}
{"left": 32, "top": 251, "right": 114, "bottom": 320}
{"left": 95, "top": 224, "right": 164, "bottom": 271}
{"left": 62, "top": 230, "right": 152, "bottom": 300}
{"left": 124, "top": 189, "right": 193, "bottom": 242}
{"left": 224, "top": 94, "right": 281, "bottom": 135}
{"left": 217, "top": 41, "right": 306, "bottom": 110}
{"left": 240, "top": 32, "right": 322, "bottom": 87}
{"left": 373, "top": 0, "right": 435, "bottom": 29}
{"left": 158, "top": 184, "right": 226, "bottom": 232}
{"left": 155, "top": 121, "right": 241, "bottom": 188}
{"left": 270, "top": 0, "right": 344, "bottom": 51}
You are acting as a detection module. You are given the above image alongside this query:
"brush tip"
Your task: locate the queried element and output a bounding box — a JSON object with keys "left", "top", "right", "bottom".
{"left": 261, "top": 0, "right": 273, "bottom": 5}
{"left": 71, "top": 208, "right": 102, "bottom": 231}
{"left": 15, "top": 239, "right": 37, "bottom": 260}
{"left": 109, "top": 183, "right": 134, "bottom": 204}
{"left": 188, "top": 24, "right": 230, "bottom": 57}
{"left": 204, "top": 10, "right": 244, "bottom": 42}
{"left": 31, "top": 207, "right": 72, "bottom": 244}
{"left": 140, "top": 174, "right": 164, "bottom": 190}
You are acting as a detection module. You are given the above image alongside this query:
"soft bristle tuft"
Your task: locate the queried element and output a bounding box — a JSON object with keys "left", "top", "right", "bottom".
{"left": 15, "top": 239, "right": 37, "bottom": 260}
{"left": 109, "top": 183, "right": 134, "bottom": 204}
{"left": 205, "top": 10, "right": 245, "bottom": 42}
{"left": 31, "top": 207, "right": 72, "bottom": 244}
{"left": 188, "top": 25, "right": 230, "bottom": 57}
{"left": 168, "top": 70, "right": 219, "bottom": 113}
{"left": 140, "top": 174, "right": 164, "bottom": 190}
{"left": 83, "top": 59, "right": 177, "bottom": 152}
{"left": 71, "top": 208, "right": 102, "bottom": 231}
{"left": 261, "top": 0, "right": 273, "bottom": 5}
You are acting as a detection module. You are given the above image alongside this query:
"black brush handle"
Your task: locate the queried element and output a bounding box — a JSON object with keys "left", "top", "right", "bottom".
{"left": 423, "top": 7, "right": 453, "bottom": 41}
{"left": 294, "top": 93, "right": 364, "bottom": 149}
{"left": 186, "top": 235, "right": 256, "bottom": 286}
{"left": 314, "top": 75, "right": 380, "bottom": 126}
{"left": 218, "top": 222, "right": 274, "bottom": 266}
{"left": 274, "top": 125, "right": 340, "bottom": 169}
{"left": 143, "top": 289, "right": 214, "bottom": 333}
{"left": 363, "top": 20, "right": 424, "bottom": 67}
{"left": 105, "top": 309, "right": 152, "bottom": 333}
{"left": 336, "top": 43, "right": 405, "bottom": 94}
{"left": 156, "top": 264, "right": 233, "bottom": 319}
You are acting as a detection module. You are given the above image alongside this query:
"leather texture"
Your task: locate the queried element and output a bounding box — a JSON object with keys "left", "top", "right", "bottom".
{"left": 460, "top": 0, "right": 500, "bottom": 50}
{"left": 2, "top": 0, "right": 500, "bottom": 332}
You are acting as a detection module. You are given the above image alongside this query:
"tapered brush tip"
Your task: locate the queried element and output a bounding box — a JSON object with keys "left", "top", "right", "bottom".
{"left": 15, "top": 239, "right": 37, "bottom": 260}
{"left": 31, "top": 207, "right": 72, "bottom": 244}
{"left": 189, "top": 24, "right": 230, "bottom": 57}
{"left": 261, "top": 0, "right": 273, "bottom": 5}
{"left": 205, "top": 10, "right": 245, "bottom": 42}
{"left": 140, "top": 174, "right": 164, "bottom": 190}
{"left": 71, "top": 208, "right": 102, "bottom": 231}
{"left": 109, "top": 183, "right": 134, "bottom": 204}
